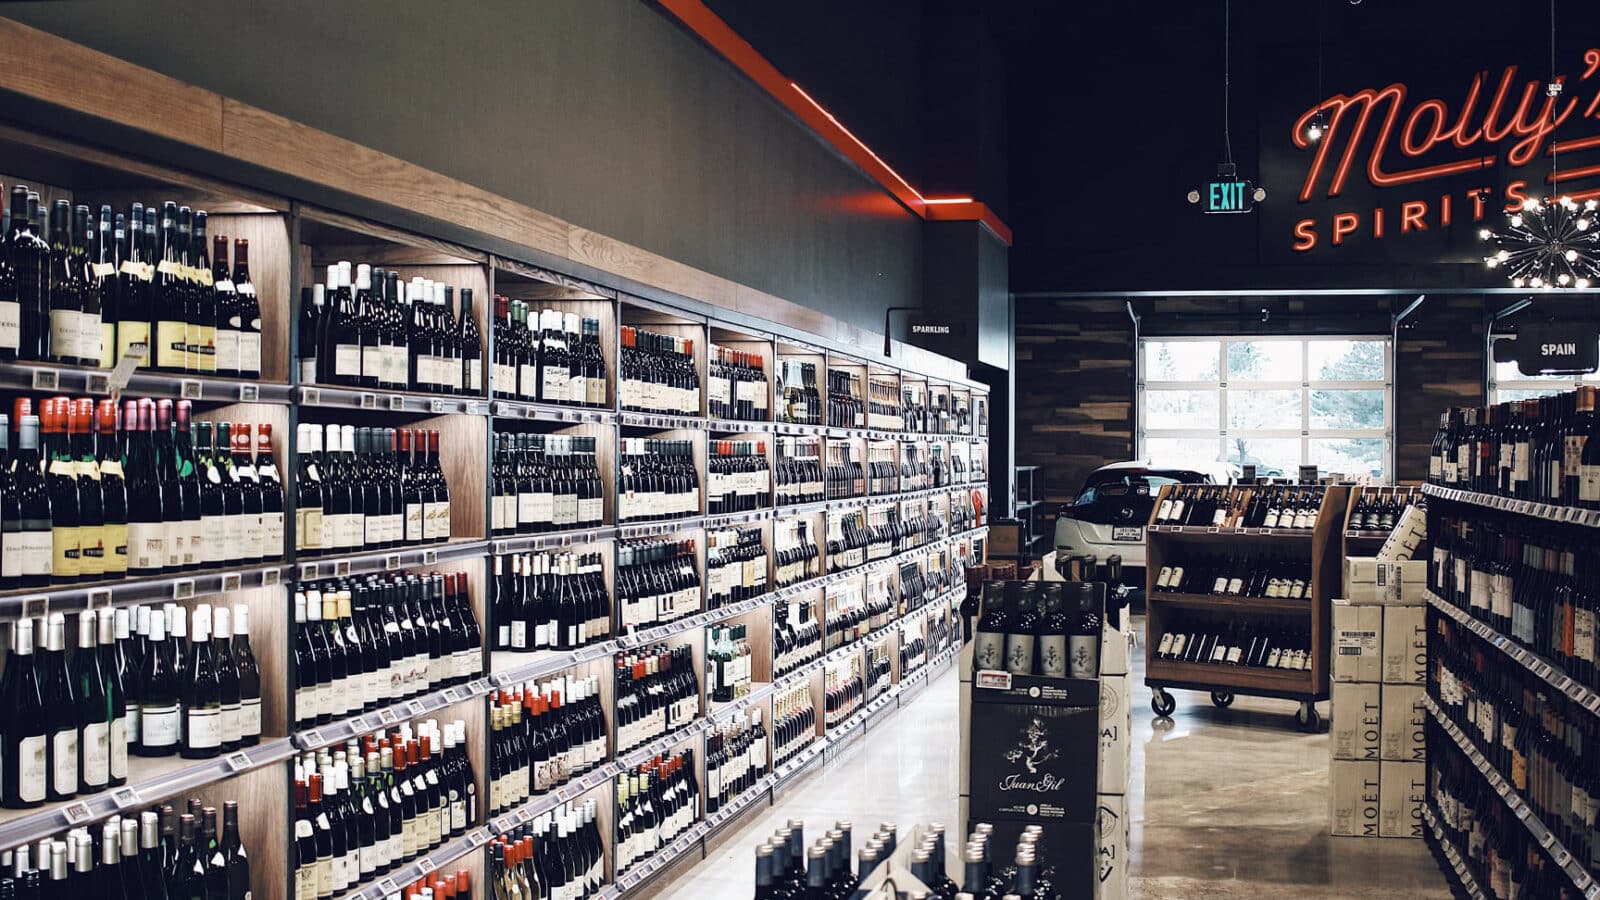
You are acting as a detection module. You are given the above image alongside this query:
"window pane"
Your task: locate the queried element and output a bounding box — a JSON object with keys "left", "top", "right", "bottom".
{"left": 1224, "top": 437, "right": 1299, "bottom": 477}
{"left": 1310, "top": 438, "right": 1386, "bottom": 479}
{"left": 1228, "top": 389, "right": 1302, "bottom": 428}
{"left": 1309, "top": 340, "right": 1385, "bottom": 381}
{"left": 1226, "top": 341, "right": 1301, "bottom": 381}
{"left": 1144, "top": 437, "right": 1222, "bottom": 468}
{"left": 1309, "top": 389, "right": 1386, "bottom": 429}
{"left": 1143, "top": 389, "right": 1219, "bottom": 429}
{"left": 1496, "top": 385, "right": 1574, "bottom": 402}
{"left": 1144, "top": 341, "right": 1219, "bottom": 381}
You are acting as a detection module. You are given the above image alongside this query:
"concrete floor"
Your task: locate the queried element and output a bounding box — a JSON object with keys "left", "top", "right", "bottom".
{"left": 647, "top": 618, "right": 1451, "bottom": 898}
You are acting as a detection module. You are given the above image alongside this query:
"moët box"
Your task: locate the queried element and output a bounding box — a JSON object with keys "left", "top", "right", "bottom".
{"left": 1331, "top": 682, "right": 1381, "bottom": 761}
{"left": 1330, "top": 760, "right": 1382, "bottom": 837}
{"left": 1333, "top": 600, "right": 1383, "bottom": 683}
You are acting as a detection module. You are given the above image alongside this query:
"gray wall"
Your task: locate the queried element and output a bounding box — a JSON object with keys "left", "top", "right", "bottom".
{"left": 5, "top": 0, "right": 923, "bottom": 335}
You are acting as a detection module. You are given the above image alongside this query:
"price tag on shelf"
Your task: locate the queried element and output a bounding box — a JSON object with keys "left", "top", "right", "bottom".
{"left": 468, "top": 829, "right": 490, "bottom": 848}
{"left": 1584, "top": 694, "right": 1600, "bottom": 713}
{"left": 300, "top": 387, "right": 321, "bottom": 405}
{"left": 430, "top": 399, "right": 447, "bottom": 414}
{"left": 1584, "top": 882, "right": 1598, "bottom": 900}
{"left": 302, "top": 729, "right": 325, "bottom": 747}
{"left": 111, "top": 786, "right": 143, "bottom": 809}
{"left": 219, "top": 572, "right": 243, "bottom": 592}
{"left": 179, "top": 379, "right": 203, "bottom": 400}
{"left": 63, "top": 801, "right": 94, "bottom": 825}
{"left": 1540, "top": 829, "right": 1556, "bottom": 849}
{"left": 384, "top": 554, "right": 401, "bottom": 571}
{"left": 360, "top": 392, "right": 378, "bottom": 410}
{"left": 404, "top": 699, "right": 426, "bottom": 718}
{"left": 224, "top": 750, "right": 252, "bottom": 773}
{"left": 86, "top": 588, "right": 112, "bottom": 609}
{"left": 172, "top": 578, "right": 195, "bottom": 600}
{"left": 300, "top": 562, "right": 321, "bottom": 581}
{"left": 263, "top": 568, "right": 282, "bottom": 587}
{"left": 423, "top": 550, "right": 438, "bottom": 565}
{"left": 350, "top": 716, "right": 372, "bottom": 734}
{"left": 417, "top": 856, "right": 437, "bottom": 875}
{"left": 378, "top": 708, "right": 400, "bottom": 725}
{"left": 334, "top": 559, "right": 352, "bottom": 577}
{"left": 377, "top": 878, "right": 400, "bottom": 896}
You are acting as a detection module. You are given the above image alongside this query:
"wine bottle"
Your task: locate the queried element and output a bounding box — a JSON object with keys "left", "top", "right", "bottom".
{"left": 135, "top": 608, "right": 180, "bottom": 757}
{"left": 973, "top": 582, "right": 1009, "bottom": 672}
{"left": 181, "top": 605, "right": 223, "bottom": 759}
{"left": 212, "top": 233, "right": 239, "bottom": 379}
{"left": 43, "top": 398, "right": 81, "bottom": 584}
{"left": 233, "top": 239, "right": 261, "bottom": 380}
{"left": 39, "top": 612, "right": 79, "bottom": 801}
{"left": 1, "top": 617, "right": 47, "bottom": 808}
{"left": 47, "top": 200, "right": 86, "bottom": 366}
{"left": 0, "top": 185, "right": 21, "bottom": 360}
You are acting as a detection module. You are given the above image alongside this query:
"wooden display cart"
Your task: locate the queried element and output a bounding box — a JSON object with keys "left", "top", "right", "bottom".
{"left": 1142, "top": 483, "right": 1347, "bottom": 731}
{"left": 1339, "top": 484, "right": 1422, "bottom": 562}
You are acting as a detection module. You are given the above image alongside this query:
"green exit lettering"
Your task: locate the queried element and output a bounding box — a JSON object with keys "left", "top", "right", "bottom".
{"left": 1208, "top": 180, "right": 1247, "bottom": 212}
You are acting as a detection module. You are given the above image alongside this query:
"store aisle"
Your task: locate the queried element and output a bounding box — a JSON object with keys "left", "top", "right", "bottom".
{"left": 1127, "top": 617, "right": 1449, "bottom": 900}
{"left": 644, "top": 664, "right": 963, "bottom": 900}
{"left": 644, "top": 618, "right": 1451, "bottom": 900}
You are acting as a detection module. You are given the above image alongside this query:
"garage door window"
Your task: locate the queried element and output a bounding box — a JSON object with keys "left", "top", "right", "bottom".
{"left": 1139, "top": 337, "right": 1392, "bottom": 479}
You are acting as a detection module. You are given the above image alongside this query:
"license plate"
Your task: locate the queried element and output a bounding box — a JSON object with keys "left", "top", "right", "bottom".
{"left": 1112, "top": 527, "right": 1142, "bottom": 542}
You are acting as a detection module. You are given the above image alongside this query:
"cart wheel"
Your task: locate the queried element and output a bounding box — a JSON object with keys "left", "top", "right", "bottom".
{"left": 1151, "top": 689, "right": 1176, "bottom": 717}
{"left": 1210, "top": 691, "right": 1234, "bottom": 708}
{"left": 1296, "top": 702, "right": 1321, "bottom": 732}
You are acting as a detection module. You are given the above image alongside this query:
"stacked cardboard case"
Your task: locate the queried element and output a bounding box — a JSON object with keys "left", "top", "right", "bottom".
{"left": 1330, "top": 552, "right": 1428, "bottom": 840}
{"left": 1096, "top": 618, "right": 1133, "bottom": 900}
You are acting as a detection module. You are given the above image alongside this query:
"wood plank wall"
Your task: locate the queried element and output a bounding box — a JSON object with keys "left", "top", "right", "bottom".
{"left": 1015, "top": 296, "right": 1489, "bottom": 530}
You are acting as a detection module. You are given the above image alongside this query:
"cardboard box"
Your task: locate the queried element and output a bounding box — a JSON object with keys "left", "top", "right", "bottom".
{"left": 1098, "top": 674, "right": 1131, "bottom": 794}
{"left": 1381, "top": 685, "right": 1426, "bottom": 763}
{"left": 1096, "top": 792, "right": 1129, "bottom": 900}
{"left": 1344, "top": 558, "right": 1427, "bottom": 605}
{"left": 1377, "top": 505, "right": 1428, "bottom": 562}
{"left": 1330, "top": 760, "right": 1382, "bottom": 837}
{"left": 1101, "top": 620, "right": 1132, "bottom": 677}
{"left": 1333, "top": 601, "right": 1383, "bottom": 683}
{"left": 1379, "top": 761, "right": 1426, "bottom": 838}
{"left": 1382, "top": 605, "right": 1427, "bottom": 684}
{"left": 1331, "top": 682, "right": 1382, "bottom": 761}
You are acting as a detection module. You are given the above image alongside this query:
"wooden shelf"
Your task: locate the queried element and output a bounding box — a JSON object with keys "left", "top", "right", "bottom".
{"left": 1144, "top": 658, "right": 1314, "bottom": 694}
{"left": 1147, "top": 592, "right": 1316, "bottom": 616}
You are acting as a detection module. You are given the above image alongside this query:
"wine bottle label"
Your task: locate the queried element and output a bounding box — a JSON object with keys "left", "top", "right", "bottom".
{"left": 79, "top": 312, "right": 104, "bottom": 364}
{"left": 141, "top": 704, "right": 180, "bottom": 748}
{"left": 52, "top": 524, "right": 81, "bottom": 579}
{"left": 1068, "top": 635, "right": 1099, "bottom": 677}
{"left": 220, "top": 701, "right": 242, "bottom": 744}
{"left": 81, "top": 719, "right": 110, "bottom": 787}
{"left": 1004, "top": 633, "right": 1034, "bottom": 675}
{"left": 0, "top": 300, "right": 19, "bottom": 350}
{"left": 108, "top": 715, "right": 128, "bottom": 780}
{"left": 314, "top": 855, "right": 332, "bottom": 899}
{"left": 299, "top": 357, "right": 318, "bottom": 384}
{"left": 49, "top": 727, "right": 78, "bottom": 795}
{"left": 262, "top": 511, "right": 285, "bottom": 557}
{"left": 185, "top": 705, "right": 222, "bottom": 749}
{"left": 152, "top": 319, "right": 185, "bottom": 368}
{"left": 126, "top": 702, "right": 141, "bottom": 744}
{"left": 223, "top": 511, "right": 247, "bottom": 562}
{"left": 405, "top": 504, "right": 424, "bottom": 542}
{"left": 215, "top": 328, "right": 240, "bottom": 374}
{"left": 14, "top": 733, "right": 45, "bottom": 803}
{"left": 332, "top": 343, "right": 359, "bottom": 377}
{"left": 0, "top": 531, "right": 23, "bottom": 579}
{"left": 240, "top": 696, "right": 262, "bottom": 738}
{"left": 50, "top": 308, "right": 82, "bottom": 361}
{"left": 185, "top": 519, "right": 203, "bottom": 567}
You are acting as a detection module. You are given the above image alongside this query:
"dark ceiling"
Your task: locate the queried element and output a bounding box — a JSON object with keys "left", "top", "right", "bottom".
{"left": 701, "top": 0, "right": 1600, "bottom": 295}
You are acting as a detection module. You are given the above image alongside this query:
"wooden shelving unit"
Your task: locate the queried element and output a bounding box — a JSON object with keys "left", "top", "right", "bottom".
{"left": 1143, "top": 483, "right": 1346, "bottom": 730}
{"left": 1339, "top": 484, "right": 1422, "bottom": 560}
{"left": 0, "top": 120, "right": 991, "bottom": 900}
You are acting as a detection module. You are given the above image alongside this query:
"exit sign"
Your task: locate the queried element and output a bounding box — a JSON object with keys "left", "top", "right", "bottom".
{"left": 1187, "top": 164, "right": 1266, "bottom": 214}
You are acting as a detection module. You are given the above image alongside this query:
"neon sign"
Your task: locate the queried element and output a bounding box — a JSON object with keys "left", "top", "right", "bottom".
{"left": 1287, "top": 50, "right": 1600, "bottom": 252}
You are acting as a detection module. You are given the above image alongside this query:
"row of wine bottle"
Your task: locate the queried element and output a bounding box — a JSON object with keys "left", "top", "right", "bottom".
{"left": 618, "top": 327, "right": 698, "bottom": 416}
{"left": 1428, "top": 388, "right": 1600, "bottom": 506}
{"left": 489, "top": 297, "right": 605, "bottom": 407}
{"left": 1153, "top": 554, "right": 1313, "bottom": 600}
{"left": 1429, "top": 615, "right": 1600, "bottom": 879}
{"left": 489, "top": 551, "right": 612, "bottom": 654}
{"left": 972, "top": 581, "right": 1103, "bottom": 678}
{"left": 614, "top": 752, "right": 698, "bottom": 879}
{"left": 293, "top": 721, "right": 478, "bottom": 899}
{"left": 1153, "top": 484, "right": 1326, "bottom": 529}
{"left": 0, "top": 397, "right": 283, "bottom": 589}
{"left": 0, "top": 800, "right": 253, "bottom": 900}
{"left": 488, "top": 803, "right": 604, "bottom": 900}
{"left": 708, "top": 345, "right": 768, "bottom": 422}
{"left": 1153, "top": 621, "right": 1314, "bottom": 670}
{"left": 705, "top": 711, "right": 767, "bottom": 814}
{"left": 613, "top": 645, "right": 700, "bottom": 754}
{"left": 487, "top": 677, "right": 606, "bottom": 816}
{"left": 292, "top": 423, "right": 453, "bottom": 555}
{"left": 489, "top": 434, "right": 605, "bottom": 537}
{"left": 292, "top": 572, "right": 483, "bottom": 730}
{"left": 707, "top": 526, "right": 767, "bottom": 609}
{"left": 773, "top": 601, "right": 822, "bottom": 678}
{"left": 0, "top": 189, "right": 263, "bottom": 377}
{"left": 300, "top": 262, "right": 483, "bottom": 396}
{"left": 1, "top": 603, "right": 261, "bottom": 808}
{"left": 1427, "top": 504, "right": 1600, "bottom": 691}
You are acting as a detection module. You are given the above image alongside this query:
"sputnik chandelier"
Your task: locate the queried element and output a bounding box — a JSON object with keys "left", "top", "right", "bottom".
{"left": 1481, "top": 195, "right": 1600, "bottom": 290}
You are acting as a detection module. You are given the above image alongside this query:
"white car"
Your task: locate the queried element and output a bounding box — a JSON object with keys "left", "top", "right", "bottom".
{"left": 1051, "top": 461, "right": 1234, "bottom": 589}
